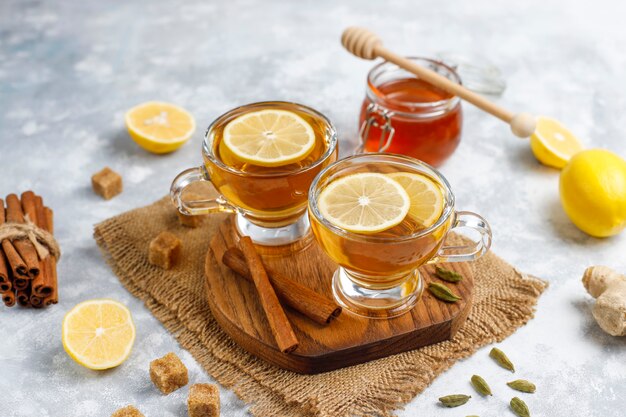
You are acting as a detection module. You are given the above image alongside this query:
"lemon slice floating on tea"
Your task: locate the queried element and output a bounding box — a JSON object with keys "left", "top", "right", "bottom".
{"left": 223, "top": 109, "right": 315, "bottom": 167}
{"left": 125, "top": 101, "right": 196, "bottom": 154}
{"left": 317, "top": 173, "right": 410, "bottom": 234}
{"left": 530, "top": 116, "right": 584, "bottom": 169}
{"left": 62, "top": 299, "right": 136, "bottom": 370}
{"left": 387, "top": 172, "right": 444, "bottom": 228}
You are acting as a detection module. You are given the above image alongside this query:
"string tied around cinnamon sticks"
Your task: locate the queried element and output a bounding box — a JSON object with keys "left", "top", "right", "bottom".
{"left": 0, "top": 219, "right": 61, "bottom": 261}
{"left": 1, "top": 191, "right": 59, "bottom": 308}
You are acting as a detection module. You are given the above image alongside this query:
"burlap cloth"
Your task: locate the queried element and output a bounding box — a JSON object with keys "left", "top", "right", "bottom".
{"left": 94, "top": 197, "right": 547, "bottom": 417}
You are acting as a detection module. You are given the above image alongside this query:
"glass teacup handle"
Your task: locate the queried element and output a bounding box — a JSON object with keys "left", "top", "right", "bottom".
{"left": 430, "top": 211, "right": 492, "bottom": 263}
{"left": 170, "top": 166, "right": 236, "bottom": 216}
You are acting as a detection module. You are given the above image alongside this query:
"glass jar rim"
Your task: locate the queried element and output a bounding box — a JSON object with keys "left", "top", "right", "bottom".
{"left": 366, "top": 57, "right": 462, "bottom": 117}
{"left": 203, "top": 101, "right": 338, "bottom": 178}
{"left": 308, "top": 153, "right": 456, "bottom": 242}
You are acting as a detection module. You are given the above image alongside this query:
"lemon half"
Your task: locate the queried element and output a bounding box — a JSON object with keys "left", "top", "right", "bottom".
{"left": 223, "top": 109, "right": 315, "bottom": 167}
{"left": 318, "top": 173, "right": 410, "bottom": 234}
{"left": 530, "top": 117, "right": 584, "bottom": 169}
{"left": 125, "top": 101, "right": 196, "bottom": 154}
{"left": 62, "top": 299, "right": 136, "bottom": 370}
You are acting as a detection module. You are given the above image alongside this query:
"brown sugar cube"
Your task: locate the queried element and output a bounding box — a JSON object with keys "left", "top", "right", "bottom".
{"left": 188, "top": 383, "right": 220, "bottom": 417}
{"left": 148, "top": 232, "right": 181, "bottom": 270}
{"left": 111, "top": 405, "right": 145, "bottom": 417}
{"left": 176, "top": 192, "right": 207, "bottom": 228}
{"left": 150, "top": 352, "right": 188, "bottom": 394}
{"left": 177, "top": 210, "right": 205, "bottom": 228}
{"left": 92, "top": 167, "right": 123, "bottom": 200}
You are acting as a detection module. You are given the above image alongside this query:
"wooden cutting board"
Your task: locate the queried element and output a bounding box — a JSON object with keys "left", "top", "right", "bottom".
{"left": 204, "top": 216, "right": 473, "bottom": 374}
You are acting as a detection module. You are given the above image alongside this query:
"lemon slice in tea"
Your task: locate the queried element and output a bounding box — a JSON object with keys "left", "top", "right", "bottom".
{"left": 62, "top": 299, "right": 136, "bottom": 370}
{"left": 223, "top": 109, "right": 315, "bottom": 167}
{"left": 125, "top": 101, "right": 196, "bottom": 154}
{"left": 317, "top": 173, "right": 410, "bottom": 234}
{"left": 530, "top": 116, "right": 584, "bottom": 169}
{"left": 387, "top": 172, "right": 444, "bottom": 228}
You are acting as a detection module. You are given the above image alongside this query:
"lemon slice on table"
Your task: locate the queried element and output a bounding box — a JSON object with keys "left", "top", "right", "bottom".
{"left": 62, "top": 299, "right": 136, "bottom": 370}
{"left": 387, "top": 172, "right": 444, "bottom": 228}
{"left": 223, "top": 109, "right": 315, "bottom": 167}
{"left": 530, "top": 116, "right": 584, "bottom": 169}
{"left": 125, "top": 101, "right": 196, "bottom": 154}
{"left": 317, "top": 173, "right": 410, "bottom": 234}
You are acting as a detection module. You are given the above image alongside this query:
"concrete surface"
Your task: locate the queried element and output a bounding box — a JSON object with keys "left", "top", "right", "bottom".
{"left": 1, "top": 0, "right": 624, "bottom": 416}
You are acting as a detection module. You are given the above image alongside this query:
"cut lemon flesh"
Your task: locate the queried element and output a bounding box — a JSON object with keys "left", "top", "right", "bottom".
{"left": 62, "top": 299, "right": 136, "bottom": 370}
{"left": 387, "top": 172, "right": 444, "bottom": 228}
{"left": 317, "top": 173, "right": 410, "bottom": 234}
{"left": 223, "top": 109, "right": 315, "bottom": 167}
{"left": 530, "top": 116, "right": 584, "bottom": 169}
{"left": 125, "top": 101, "right": 196, "bottom": 154}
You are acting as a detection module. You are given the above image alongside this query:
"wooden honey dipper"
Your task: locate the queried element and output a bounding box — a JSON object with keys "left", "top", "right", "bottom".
{"left": 341, "top": 27, "right": 537, "bottom": 138}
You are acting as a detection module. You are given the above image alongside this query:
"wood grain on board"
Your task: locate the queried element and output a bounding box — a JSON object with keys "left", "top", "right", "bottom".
{"left": 205, "top": 216, "right": 474, "bottom": 374}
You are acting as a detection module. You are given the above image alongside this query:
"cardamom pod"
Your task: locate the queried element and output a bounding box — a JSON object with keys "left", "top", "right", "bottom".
{"left": 466, "top": 415, "right": 480, "bottom": 417}
{"left": 489, "top": 347, "right": 515, "bottom": 372}
{"left": 428, "top": 282, "right": 462, "bottom": 302}
{"left": 438, "top": 394, "right": 471, "bottom": 407}
{"left": 435, "top": 266, "right": 463, "bottom": 283}
{"left": 507, "top": 379, "right": 536, "bottom": 393}
{"left": 470, "top": 374, "right": 492, "bottom": 396}
{"left": 510, "top": 396, "right": 530, "bottom": 417}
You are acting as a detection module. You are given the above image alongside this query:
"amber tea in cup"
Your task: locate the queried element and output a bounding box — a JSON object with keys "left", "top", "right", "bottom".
{"left": 308, "top": 153, "right": 491, "bottom": 318}
{"left": 171, "top": 101, "right": 338, "bottom": 245}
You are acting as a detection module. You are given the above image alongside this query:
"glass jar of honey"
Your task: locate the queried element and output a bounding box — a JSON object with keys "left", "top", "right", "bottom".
{"left": 357, "top": 57, "right": 463, "bottom": 167}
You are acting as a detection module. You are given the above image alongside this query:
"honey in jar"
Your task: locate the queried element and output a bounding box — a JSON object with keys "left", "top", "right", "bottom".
{"left": 358, "top": 57, "right": 463, "bottom": 167}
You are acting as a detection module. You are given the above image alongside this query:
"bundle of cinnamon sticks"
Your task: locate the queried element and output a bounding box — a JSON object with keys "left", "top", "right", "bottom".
{"left": 0, "top": 191, "right": 58, "bottom": 308}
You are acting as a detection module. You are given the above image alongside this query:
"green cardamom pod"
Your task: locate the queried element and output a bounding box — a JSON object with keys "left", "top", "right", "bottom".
{"left": 489, "top": 347, "right": 515, "bottom": 372}
{"left": 470, "top": 374, "right": 492, "bottom": 396}
{"left": 507, "top": 379, "right": 536, "bottom": 393}
{"left": 438, "top": 394, "right": 471, "bottom": 407}
{"left": 510, "top": 397, "right": 530, "bottom": 417}
{"left": 466, "top": 415, "right": 480, "bottom": 417}
{"left": 428, "top": 282, "right": 462, "bottom": 302}
{"left": 435, "top": 266, "right": 463, "bottom": 283}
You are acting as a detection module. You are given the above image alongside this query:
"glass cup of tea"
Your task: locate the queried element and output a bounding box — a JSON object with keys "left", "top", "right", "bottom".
{"left": 171, "top": 101, "right": 338, "bottom": 246}
{"left": 308, "top": 153, "right": 491, "bottom": 318}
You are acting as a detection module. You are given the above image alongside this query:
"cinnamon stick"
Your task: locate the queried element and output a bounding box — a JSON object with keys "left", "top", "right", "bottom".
{"left": 0, "top": 203, "right": 9, "bottom": 288}
{"left": 239, "top": 236, "right": 299, "bottom": 353}
{"left": 42, "top": 206, "right": 58, "bottom": 305}
{"left": 16, "top": 286, "right": 30, "bottom": 307}
{"left": 5, "top": 194, "right": 39, "bottom": 277}
{"left": 30, "top": 292, "right": 43, "bottom": 308}
{"left": 12, "top": 276, "right": 29, "bottom": 291}
{"left": 46, "top": 208, "right": 57, "bottom": 301}
{"left": 222, "top": 248, "right": 341, "bottom": 324}
{"left": 0, "top": 249, "right": 11, "bottom": 293}
{"left": 28, "top": 193, "right": 54, "bottom": 297}
{"left": 0, "top": 198, "right": 27, "bottom": 277}
{"left": 43, "top": 281, "right": 57, "bottom": 306}
{"left": 2, "top": 290, "right": 15, "bottom": 307}
{"left": 45, "top": 207, "right": 54, "bottom": 234}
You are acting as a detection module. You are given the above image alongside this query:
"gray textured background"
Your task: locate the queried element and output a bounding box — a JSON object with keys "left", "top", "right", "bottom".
{"left": 1, "top": 0, "right": 625, "bottom": 416}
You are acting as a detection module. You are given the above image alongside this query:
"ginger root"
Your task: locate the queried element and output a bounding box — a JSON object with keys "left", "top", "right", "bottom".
{"left": 582, "top": 266, "right": 626, "bottom": 336}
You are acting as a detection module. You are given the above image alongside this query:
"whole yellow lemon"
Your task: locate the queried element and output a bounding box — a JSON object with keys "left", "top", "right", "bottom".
{"left": 559, "top": 149, "right": 626, "bottom": 237}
